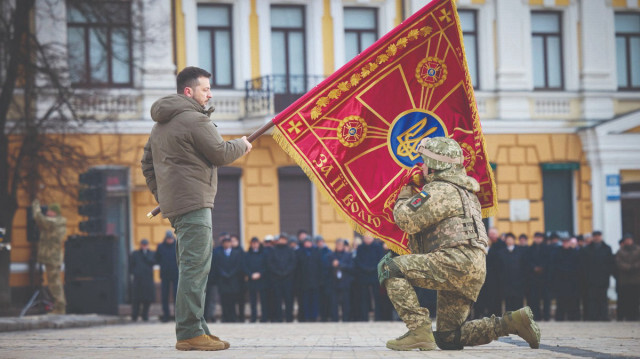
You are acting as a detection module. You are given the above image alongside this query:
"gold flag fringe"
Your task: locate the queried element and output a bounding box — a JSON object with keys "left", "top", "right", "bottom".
{"left": 273, "top": 129, "right": 410, "bottom": 255}
{"left": 452, "top": 0, "right": 499, "bottom": 219}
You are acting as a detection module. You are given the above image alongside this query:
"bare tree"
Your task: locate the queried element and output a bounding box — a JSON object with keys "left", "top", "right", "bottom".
{"left": 0, "top": 0, "right": 164, "bottom": 306}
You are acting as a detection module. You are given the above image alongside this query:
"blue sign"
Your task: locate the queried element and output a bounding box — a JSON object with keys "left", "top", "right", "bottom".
{"left": 606, "top": 174, "right": 620, "bottom": 201}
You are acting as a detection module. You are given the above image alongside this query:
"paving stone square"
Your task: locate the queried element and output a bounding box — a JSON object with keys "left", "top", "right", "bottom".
{"left": 1, "top": 320, "right": 639, "bottom": 359}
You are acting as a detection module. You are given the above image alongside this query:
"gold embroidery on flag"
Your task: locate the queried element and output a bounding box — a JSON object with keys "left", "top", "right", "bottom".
{"left": 415, "top": 56, "right": 448, "bottom": 88}
{"left": 337, "top": 116, "right": 368, "bottom": 148}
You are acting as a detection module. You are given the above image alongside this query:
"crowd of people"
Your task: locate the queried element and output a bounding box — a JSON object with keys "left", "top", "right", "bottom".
{"left": 200, "top": 230, "right": 392, "bottom": 323}
{"left": 473, "top": 229, "right": 640, "bottom": 322}
{"left": 130, "top": 228, "right": 640, "bottom": 323}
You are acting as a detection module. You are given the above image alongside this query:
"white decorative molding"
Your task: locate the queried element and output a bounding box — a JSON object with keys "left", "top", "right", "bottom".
{"left": 533, "top": 98, "right": 572, "bottom": 116}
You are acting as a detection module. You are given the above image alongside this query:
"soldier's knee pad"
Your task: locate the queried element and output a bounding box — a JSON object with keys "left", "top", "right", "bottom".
{"left": 433, "top": 329, "right": 463, "bottom": 350}
{"left": 377, "top": 252, "right": 402, "bottom": 285}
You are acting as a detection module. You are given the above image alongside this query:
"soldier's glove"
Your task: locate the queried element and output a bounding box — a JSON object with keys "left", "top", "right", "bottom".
{"left": 398, "top": 185, "right": 414, "bottom": 200}
{"left": 377, "top": 251, "right": 401, "bottom": 285}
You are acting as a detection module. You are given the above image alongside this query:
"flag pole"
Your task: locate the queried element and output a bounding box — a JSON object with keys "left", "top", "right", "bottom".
{"left": 146, "top": 120, "right": 275, "bottom": 219}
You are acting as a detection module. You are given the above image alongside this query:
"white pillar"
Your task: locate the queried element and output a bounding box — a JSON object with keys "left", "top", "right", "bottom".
{"left": 140, "top": 0, "right": 176, "bottom": 120}
{"left": 495, "top": 0, "right": 530, "bottom": 90}
{"left": 580, "top": 0, "right": 617, "bottom": 92}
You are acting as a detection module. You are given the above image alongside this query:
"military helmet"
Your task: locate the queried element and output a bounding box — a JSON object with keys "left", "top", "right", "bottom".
{"left": 415, "top": 137, "right": 463, "bottom": 170}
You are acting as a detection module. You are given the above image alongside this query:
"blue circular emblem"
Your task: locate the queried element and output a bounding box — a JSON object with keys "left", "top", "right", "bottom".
{"left": 427, "top": 68, "right": 436, "bottom": 76}
{"left": 387, "top": 109, "right": 447, "bottom": 168}
{"left": 349, "top": 127, "right": 357, "bottom": 136}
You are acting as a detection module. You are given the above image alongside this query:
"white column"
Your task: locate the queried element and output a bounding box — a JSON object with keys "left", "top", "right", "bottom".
{"left": 477, "top": 0, "right": 496, "bottom": 91}
{"left": 601, "top": 165, "right": 623, "bottom": 249}
{"left": 495, "top": 0, "right": 530, "bottom": 90}
{"left": 563, "top": 2, "right": 580, "bottom": 92}
{"left": 307, "top": 0, "right": 324, "bottom": 77}
{"left": 140, "top": 0, "right": 176, "bottom": 120}
{"left": 257, "top": 0, "right": 271, "bottom": 77}
{"left": 183, "top": 0, "right": 197, "bottom": 68}
{"left": 580, "top": 0, "right": 617, "bottom": 91}
{"left": 332, "top": 0, "right": 345, "bottom": 70}
{"left": 580, "top": 129, "right": 604, "bottom": 232}
{"left": 237, "top": 0, "right": 252, "bottom": 84}
{"left": 34, "top": 0, "right": 69, "bottom": 118}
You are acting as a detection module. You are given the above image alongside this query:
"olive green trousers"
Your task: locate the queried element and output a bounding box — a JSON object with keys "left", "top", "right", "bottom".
{"left": 170, "top": 208, "right": 213, "bottom": 341}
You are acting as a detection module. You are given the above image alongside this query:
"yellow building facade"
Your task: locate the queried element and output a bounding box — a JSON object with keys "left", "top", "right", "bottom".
{"left": 7, "top": 0, "right": 640, "bottom": 298}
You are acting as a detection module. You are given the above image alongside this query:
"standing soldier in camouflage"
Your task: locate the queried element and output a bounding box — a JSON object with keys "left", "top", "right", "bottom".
{"left": 378, "top": 137, "right": 540, "bottom": 351}
{"left": 32, "top": 199, "right": 67, "bottom": 314}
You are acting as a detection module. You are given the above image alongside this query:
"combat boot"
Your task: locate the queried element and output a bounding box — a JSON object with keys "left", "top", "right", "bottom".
{"left": 500, "top": 306, "right": 541, "bottom": 349}
{"left": 175, "top": 334, "right": 227, "bottom": 351}
{"left": 386, "top": 323, "right": 437, "bottom": 351}
{"left": 208, "top": 334, "right": 230, "bottom": 349}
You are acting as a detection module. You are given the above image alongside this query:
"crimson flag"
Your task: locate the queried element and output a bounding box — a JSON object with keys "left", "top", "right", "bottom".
{"left": 271, "top": 0, "right": 497, "bottom": 254}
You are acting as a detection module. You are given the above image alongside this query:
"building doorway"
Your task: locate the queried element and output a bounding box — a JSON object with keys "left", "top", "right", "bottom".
{"left": 621, "top": 182, "right": 640, "bottom": 242}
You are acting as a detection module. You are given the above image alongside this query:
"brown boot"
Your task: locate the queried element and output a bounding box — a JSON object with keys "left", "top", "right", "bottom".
{"left": 386, "top": 324, "right": 437, "bottom": 351}
{"left": 501, "top": 306, "right": 541, "bottom": 349}
{"left": 208, "top": 334, "right": 230, "bottom": 349}
{"left": 175, "top": 334, "right": 227, "bottom": 351}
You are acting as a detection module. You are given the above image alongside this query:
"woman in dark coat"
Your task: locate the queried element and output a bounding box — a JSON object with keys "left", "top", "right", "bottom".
{"left": 130, "top": 239, "right": 156, "bottom": 321}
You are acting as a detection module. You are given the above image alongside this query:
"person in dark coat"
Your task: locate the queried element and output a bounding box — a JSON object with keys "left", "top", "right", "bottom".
{"left": 328, "top": 239, "right": 354, "bottom": 322}
{"left": 580, "top": 230, "right": 614, "bottom": 321}
{"left": 296, "top": 237, "right": 323, "bottom": 321}
{"left": 315, "top": 235, "right": 333, "bottom": 321}
{"left": 261, "top": 234, "right": 275, "bottom": 322}
{"left": 550, "top": 237, "right": 581, "bottom": 321}
{"left": 498, "top": 233, "right": 526, "bottom": 312}
{"left": 156, "top": 230, "right": 179, "bottom": 322}
{"left": 474, "top": 227, "right": 504, "bottom": 318}
{"left": 267, "top": 234, "right": 297, "bottom": 322}
{"left": 244, "top": 237, "right": 268, "bottom": 323}
{"left": 615, "top": 234, "right": 640, "bottom": 321}
{"left": 130, "top": 239, "right": 156, "bottom": 321}
{"left": 213, "top": 237, "right": 243, "bottom": 322}
{"left": 524, "top": 232, "right": 551, "bottom": 321}
{"left": 205, "top": 232, "right": 228, "bottom": 322}
{"left": 354, "top": 234, "right": 385, "bottom": 321}
{"left": 230, "top": 234, "right": 246, "bottom": 322}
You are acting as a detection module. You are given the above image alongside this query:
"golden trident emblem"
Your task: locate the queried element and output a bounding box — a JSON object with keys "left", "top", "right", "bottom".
{"left": 395, "top": 117, "right": 436, "bottom": 160}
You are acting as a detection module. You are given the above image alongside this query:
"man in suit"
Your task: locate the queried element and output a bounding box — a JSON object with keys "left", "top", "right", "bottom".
{"left": 213, "top": 236, "right": 243, "bottom": 322}
{"left": 131, "top": 239, "right": 156, "bottom": 321}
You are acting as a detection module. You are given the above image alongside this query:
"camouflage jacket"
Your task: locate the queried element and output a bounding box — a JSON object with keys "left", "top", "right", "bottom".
{"left": 393, "top": 166, "right": 488, "bottom": 255}
{"left": 32, "top": 200, "right": 67, "bottom": 265}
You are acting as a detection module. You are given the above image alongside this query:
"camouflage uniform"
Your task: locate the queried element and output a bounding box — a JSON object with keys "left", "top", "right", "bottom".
{"left": 380, "top": 137, "right": 539, "bottom": 350}
{"left": 32, "top": 199, "right": 67, "bottom": 314}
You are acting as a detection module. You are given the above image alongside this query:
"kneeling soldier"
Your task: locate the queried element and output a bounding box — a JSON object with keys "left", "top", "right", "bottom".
{"left": 379, "top": 137, "right": 540, "bottom": 351}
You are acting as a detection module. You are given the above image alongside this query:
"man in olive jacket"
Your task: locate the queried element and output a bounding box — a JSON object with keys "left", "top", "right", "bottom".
{"left": 141, "top": 66, "right": 251, "bottom": 351}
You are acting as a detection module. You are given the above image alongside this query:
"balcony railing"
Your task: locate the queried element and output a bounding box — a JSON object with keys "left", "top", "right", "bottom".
{"left": 71, "top": 91, "right": 141, "bottom": 121}
{"left": 245, "top": 74, "right": 325, "bottom": 116}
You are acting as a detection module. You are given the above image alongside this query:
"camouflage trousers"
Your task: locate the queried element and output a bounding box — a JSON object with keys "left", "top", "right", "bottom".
{"left": 45, "top": 263, "right": 66, "bottom": 314}
{"left": 383, "top": 245, "right": 506, "bottom": 347}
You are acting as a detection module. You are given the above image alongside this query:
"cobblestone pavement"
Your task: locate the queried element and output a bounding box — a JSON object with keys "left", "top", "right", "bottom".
{"left": 1, "top": 321, "right": 639, "bottom": 359}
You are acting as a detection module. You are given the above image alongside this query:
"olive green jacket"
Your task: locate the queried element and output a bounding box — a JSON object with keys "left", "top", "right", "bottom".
{"left": 141, "top": 94, "right": 246, "bottom": 218}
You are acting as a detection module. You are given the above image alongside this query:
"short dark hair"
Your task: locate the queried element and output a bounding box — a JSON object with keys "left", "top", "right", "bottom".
{"left": 177, "top": 66, "right": 211, "bottom": 94}
{"left": 504, "top": 232, "right": 516, "bottom": 240}
{"left": 592, "top": 230, "right": 602, "bottom": 236}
